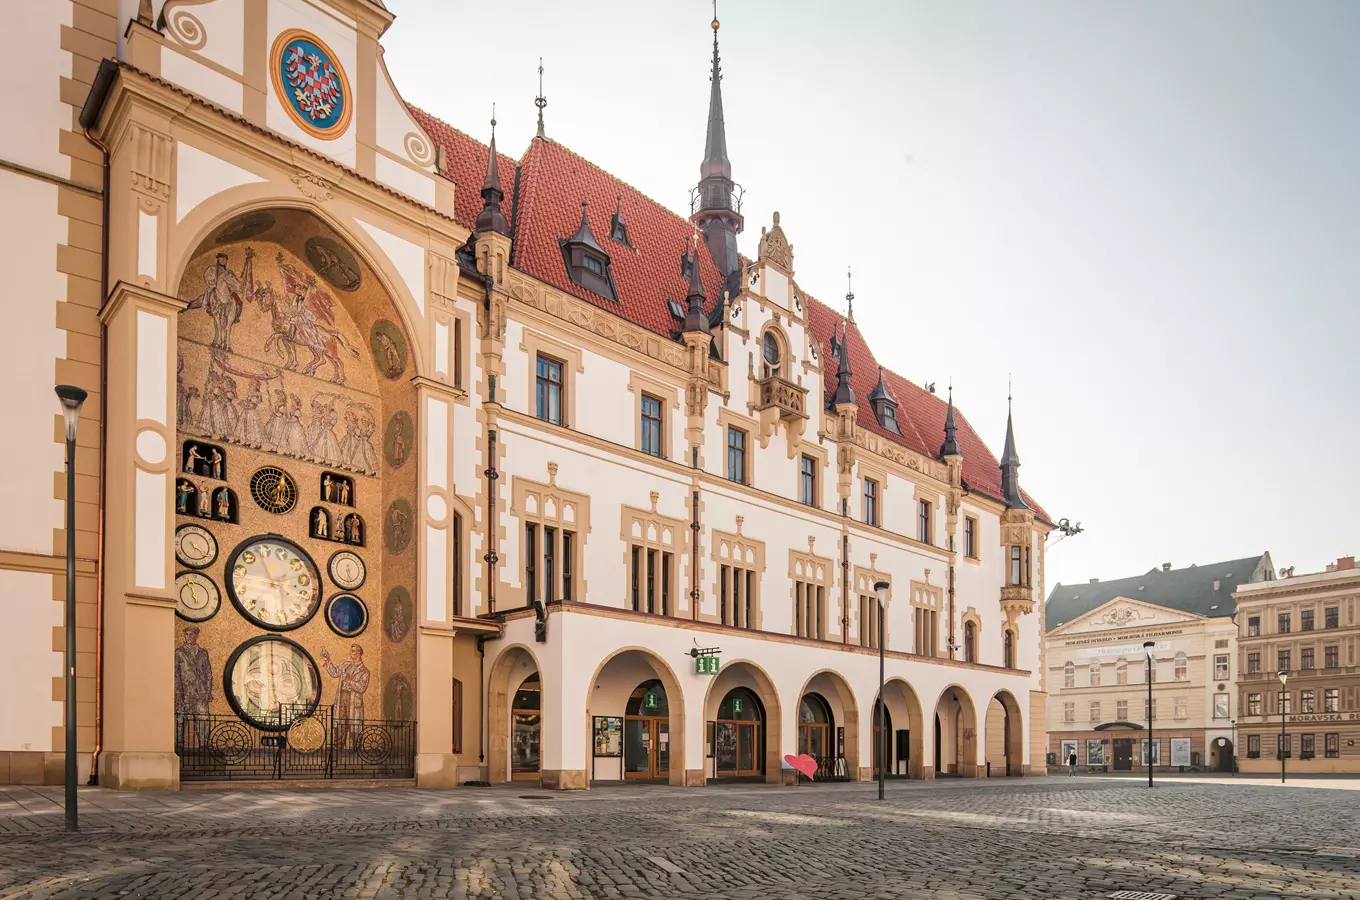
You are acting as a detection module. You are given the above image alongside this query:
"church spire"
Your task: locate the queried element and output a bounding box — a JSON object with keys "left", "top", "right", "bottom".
{"left": 940, "top": 381, "right": 960, "bottom": 458}
{"left": 1000, "top": 386, "right": 1027, "bottom": 508}
{"left": 475, "top": 108, "right": 509, "bottom": 235}
{"left": 690, "top": 4, "right": 743, "bottom": 281}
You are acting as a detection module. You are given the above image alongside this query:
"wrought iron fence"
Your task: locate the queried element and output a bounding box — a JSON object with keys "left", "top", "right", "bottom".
{"left": 176, "top": 705, "right": 415, "bottom": 781}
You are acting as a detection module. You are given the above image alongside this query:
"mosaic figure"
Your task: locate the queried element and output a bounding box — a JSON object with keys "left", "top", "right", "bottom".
{"left": 321, "top": 644, "right": 370, "bottom": 746}
{"left": 174, "top": 626, "right": 212, "bottom": 720}
{"left": 186, "top": 249, "right": 253, "bottom": 351}
{"left": 259, "top": 252, "right": 359, "bottom": 384}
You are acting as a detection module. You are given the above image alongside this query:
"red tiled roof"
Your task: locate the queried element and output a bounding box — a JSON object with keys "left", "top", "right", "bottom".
{"left": 412, "top": 108, "right": 1046, "bottom": 520}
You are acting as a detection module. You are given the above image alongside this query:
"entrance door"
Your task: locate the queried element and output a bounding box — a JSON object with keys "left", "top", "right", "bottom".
{"left": 799, "top": 693, "right": 833, "bottom": 766}
{"left": 511, "top": 674, "right": 541, "bottom": 780}
{"left": 1216, "top": 740, "right": 1235, "bottom": 772}
{"left": 1113, "top": 739, "right": 1133, "bottom": 771}
{"left": 871, "top": 700, "right": 894, "bottom": 776}
{"left": 713, "top": 687, "right": 764, "bottom": 778}
{"left": 624, "top": 716, "right": 670, "bottom": 779}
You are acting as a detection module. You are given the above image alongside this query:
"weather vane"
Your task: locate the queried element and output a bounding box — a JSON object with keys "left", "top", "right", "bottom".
{"left": 535, "top": 57, "right": 547, "bottom": 140}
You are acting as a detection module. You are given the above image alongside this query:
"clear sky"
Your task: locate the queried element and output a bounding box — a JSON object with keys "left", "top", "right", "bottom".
{"left": 385, "top": 1, "right": 1360, "bottom": 592}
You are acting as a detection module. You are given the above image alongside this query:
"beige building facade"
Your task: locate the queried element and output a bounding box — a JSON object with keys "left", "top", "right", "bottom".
{"left": 1235, "top": 556, "right": 1360, "bottom": 774}
{"left": 2, "top": 0, "right": 1055, "bottom": 790}
{"left": 1045, "top": 556, "right": 1271, "bottom": 772}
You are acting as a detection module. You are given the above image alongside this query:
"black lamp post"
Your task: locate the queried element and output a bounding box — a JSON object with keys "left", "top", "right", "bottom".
{"left": 1278, "top": 670, "right": 1288, "bottom": 783}
{"left": 1143, "top": 640, "right": 1155, "bottom": 788}
{"left": 1230, "top": 719, "right": 1237, "bottom": 776}
{"left": 55, "top": 384, "right": 87, "bottom": 833}
{"left": 874, "top": 580, "right": 890, "bottom": 801}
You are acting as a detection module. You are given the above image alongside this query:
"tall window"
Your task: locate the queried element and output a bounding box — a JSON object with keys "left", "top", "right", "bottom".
{"left": 1325, "top": 688, "right": 1339, "bottom": 712}
{"left": 1325, "top": 606, "right": 1339, "bottom": 628}
{"left": 1173, "top": 652, "right": 1188, "bottom": 681}
{"left": 762, "top": 330, "right": 782, "bottom": 378}
{"left": 917, "top": 500, "right": 932, "bottom": 544}
{"left": 1214, "top": 654, "right": 1229, "bottom": 680}
{"left": 1003, "top": 628, "right": 1015, "bottom": 669}
{"left": 535, "top": 355, "right": 564, "bottom": 425}
{"left": 862, "top": 478, "right": 879, "bottom": 526}
{"left": 1301, "top": 689, "right": 1316, "bottom": 713}
{"left": 963, "top": 517, "right": 977, "bottom": 559}
{"left": 1326, "top": 733, "right": 1340, "bottom": 758}
{"left": 1247, "top": 693, "right": 1261, "bottom": 716}
{"left": 524, "top": 522, "right": 575, "bottom": 605}
{"left": 1116, "top": 700, "right": 1129, "bottom": 720}
{"left": 1089, "top": 661, "right": 1100, "bottom": 687}
{"left": 640, "top": 394, "right": 663, "bottom": 457}
{"left": 630, "top": 545, "right": 672, "bottom": 616}
{"left": 1277, "top": 734, "right": 1291, "bottom": 759}
{"left": 1247, "top": 616, "right": 1261, "bottom": 637}
{"left": 1174, "top": 698, "right": 1188, "bottom": 720}
{"left": 1247, "top": 652, "right": 1261, "bottom": 674}
{"left": 726, "top": 427, "right": 747, "bottom": 483}
{"left": 1063, "top": 661, "right": 1076, "bottom": 689}
{"left": 860, "top": 594, "right": 885, "bottom": 649}
{"left": 1278, "top": 612, "right": 1291, "bottom": 634}
{"left": 799, "top": 455, "right": 817, "bottom": 507}
{"left": 1301, "top": 647, "right": 1315, "bottom": 670}
{"left": 1062, "top": 702, "right": 1075, "bottom": 724}
{"left": 1325, "top": 645, "right": 1339, "bottom": 668}
{"left": 1146, "top": 658, "right": 1158, "bottom": 683}
{"left": 794, "top": 577, "right": 824, "bottom": 639}
{"left": 1301, "top": 609, "right": 1315, "bottom": 631}
{"left": 719, "top": 562, "right": 756, "bottom": 628}
{"left": 1247, "top": 734, "right": 1260, "bottom": 758}
{"left": 1214, "top": 693, "right": 1230, "bottom": 718}
{"left": 1277, "top": 691, "right": 1292, "bottom": 715}
{"left": 914, "top": 606, "right": 938, "bottom": 656}
{"left": 524, "top": 523, "right": 536, "bottom": 606}
{"left": 1089, "top": 701, "right": 1101, "bottom": 723}
{"left": 1116, "top": 658, "right": 1128, "bottom": 684}
{"left": 452, "top": 512, "right": 464, "bottom": 616}
{"left": 451, "top": 678, "right": 463, "bottom": 753}
{"left": 1278, "top": 649, "right": 1291, "bottom": 672}
{"left": 1144, "top": 699, "right": 1157, "bottom": 721}
{"left": 1009, "top": 545, "right": 1030, "bottom": 587}
{"left": 1302, "top": 733, "right": 1315, "bottom": 759}
{"left": 963, "top": 621, "right": 976, "bottom": 663}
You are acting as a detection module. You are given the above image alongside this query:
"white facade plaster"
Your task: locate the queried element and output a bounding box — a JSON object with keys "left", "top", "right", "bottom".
{"left": 375, "top": 155, "right": 436, "bottom": 206}
{"left": 137, "top": 209, "right": 157, "bottom": 280}
{"left": 160, "top": 48, "right": 245, "bottom": 114}
{"left": 1, "top": 0, "right": 71, "bottom": 177}
{"left": 163, "top": 0, "right": 245, "bottom": 74}
{"left": 355, "top": 218, "right": 425, "bottom": 315}
{"left": 175, "top": 142, "right": 265, "bottom": 224}
{"left": 264, "top": 0, "right": 358, "bottom": 167}
{"left": 135, "top": 311, "right": 168, "bottom": 423}
{"left": 134, "top": 467, "right": 166, "bottom": 589}
{"left": 0, "top": 569, "right": 62, "bottom": 751}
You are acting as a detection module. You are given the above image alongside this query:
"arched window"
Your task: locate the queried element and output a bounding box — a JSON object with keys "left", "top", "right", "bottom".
{"left": 762, "top": 329, "right": 784, "bottom": 378}
{"left": 963, "top": 621, "right": 976, "bottom": 663}
{"left": 1005, "top": 630, "right": 1015, "bottom": 669}
{"left": 1116, "top": 658, "right": 1129, "bottom": 684}
{"left": 1089, "top": 660, "right": 1100, "bottom": 687}
{"left": 1174, "top": 651, "right": 1188, "bottom": 682}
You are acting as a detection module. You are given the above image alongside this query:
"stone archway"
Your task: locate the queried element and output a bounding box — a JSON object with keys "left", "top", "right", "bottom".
{"left": 876, "top": 677, "right": 926, "bottom": 779}
{"left": 798, "top": 670, "right": 860, "bottom": 780}
{"left": 488, "top": 644, "right": 542, "bottom": 784}
{"left": 702, "top": 660, "right": 783, "bottom": 784}
{"left": 932, "top": 685, "right": 979, "bottom": 778}
{"left": 586, "top": 648, "right": 686, "bottom": 786}
{"left": 985, "top": 690, "right": 1025, "bottom": 777}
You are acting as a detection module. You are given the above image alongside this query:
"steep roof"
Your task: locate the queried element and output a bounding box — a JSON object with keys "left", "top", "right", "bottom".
{"left": 411, "top": 108, "right": 1046, "bottom": 520}
{"left": 1045, "top": 554, "right": 1273, "bottom": 632}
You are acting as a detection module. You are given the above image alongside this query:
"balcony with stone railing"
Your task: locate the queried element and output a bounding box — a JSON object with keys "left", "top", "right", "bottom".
{"left": 1000, "top": 584, "right": 1034, "bottom": 619}
{"left": 755, "top": 374, "right": 808, "bottom": 423}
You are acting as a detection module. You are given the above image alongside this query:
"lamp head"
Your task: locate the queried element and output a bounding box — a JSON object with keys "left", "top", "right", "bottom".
{"left": 1278, "top": 670, "right": 1288, "bottom": 685}
{"left": 54, "top": 385, "right": 88, "bottom": 441}
{"left": 873, "top": 579, "right": 890, "bottom": 607}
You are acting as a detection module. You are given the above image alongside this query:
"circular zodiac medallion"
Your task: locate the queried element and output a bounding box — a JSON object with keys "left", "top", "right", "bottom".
{"left": 328, "top": 549, "right": 366, "bottom": 590}
{"left": 287, "top": 715, "right": 326, "bottom": 753}
{"left": 175, "top": 571, "right": 221, "bottom": 622}
{"left": 270, "top": 29, "right": 352, "bottom": 139}
{"left": 325, "top": 593, "right": 368, "bottom": 638}
{"left": 175, "top": 523, "right": 218, "bottom": 569}
{"left": 226, "top": 535, "right": 322, "bottom": 630}
{"left": 224, "top": 635, "right": 322, "bottom": 730}
{"left": 250, "top": 466, "right": 297, "bottom": 514}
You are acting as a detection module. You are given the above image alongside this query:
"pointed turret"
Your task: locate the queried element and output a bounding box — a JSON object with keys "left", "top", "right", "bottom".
{"left": 1000, "top": 392, "right": 1027, "bottom": 508}
{"left": 568, "top": 200, "right": 604, "bottom": 252}
{"left": 940, "top": 383, "right": 961, "bottom": 458}
{"left": 681, "top": 240, "right": 710, "bottom": 335}
{"left": 474, "top": 113, "right": 510, "bottom": 236}
{"left": 689, "top": 10, "right": 744, "bottom": 281}
{"left": 831, "top": 323, "right": 856, "bottom": 408}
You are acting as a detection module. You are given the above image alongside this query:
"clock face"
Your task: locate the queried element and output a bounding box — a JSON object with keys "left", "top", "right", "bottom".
{"left": 226, "top": 536, "right": 322, "bottom": 630}
{"left": 328, "top": 550, "right": 366, "bottom": 590}
{"left": 175, "top": 571, "right": 221, "bottom": 622}
{"left": 175, "top": 524, "right": 218, "bottom": 569}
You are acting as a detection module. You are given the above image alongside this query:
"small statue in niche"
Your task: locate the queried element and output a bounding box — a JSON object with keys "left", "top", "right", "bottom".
{"left": 346, "top": 515, "right": 362, "bottom": 545}
{"left": 196, "top": 485, "right": 211, "bottom": 517}
{"left": 184, "top": 444, "right": 205, "bottom": 474}
{"left": 215, "top": 489, "right": 231, "bottom": 521}
{"left": 322, "top": 474, "right": 334, "bottom": 503}
{"left": 314, "top": 508, "right": 329, "bottom": 539}
{"left": 210, "top": 448, "right": 223, "bottom": 480}
{"left": 176, "top": 479, "right": 194, "bottom": 514}
{"left": 339, "top": 479, "right": 350, "bottom": 506}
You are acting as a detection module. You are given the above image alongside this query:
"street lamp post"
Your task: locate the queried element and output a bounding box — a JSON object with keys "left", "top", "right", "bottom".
{"left": 55, "top": 385, "right": 87, "bottom": 833}
{"left": 1278, "top": 670, "right": 1288, "bottom": 784}
{"left": 1230, "top": 719, "right": 1237, "bottom": 776}
{"left": 874, "top": 580, "right": 890, "bottom": 801}
{"left": 1143, "top": 640, "right": 1155, "bottom": 788}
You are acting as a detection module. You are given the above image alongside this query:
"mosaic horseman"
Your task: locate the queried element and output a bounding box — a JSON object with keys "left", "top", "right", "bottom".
{"left": 187, "top": 249, "right": 254, "bottom": 351}
{"left": 261, "top": 253, "right": 359, "bottom": 384}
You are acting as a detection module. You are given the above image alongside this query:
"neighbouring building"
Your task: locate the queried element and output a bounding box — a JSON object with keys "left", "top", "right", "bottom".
{"left": 1, "top": 0, "right": 1055, "bottom": 789}
{"left": 1045, "top": 555, "right": 1272, "bottom": 773}
{"left": 1235, "top": 556, "right": 1360, "bottom": 774}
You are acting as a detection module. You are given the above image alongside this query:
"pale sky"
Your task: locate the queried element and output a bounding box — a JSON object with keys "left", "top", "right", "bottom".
{"left": 384, "top": 1, "right": 1360, "bottom": 592}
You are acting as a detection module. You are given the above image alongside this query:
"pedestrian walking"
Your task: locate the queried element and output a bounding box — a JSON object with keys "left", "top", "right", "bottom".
{"left": 1067, "top": 749, "right": 1078, "bottom": 777}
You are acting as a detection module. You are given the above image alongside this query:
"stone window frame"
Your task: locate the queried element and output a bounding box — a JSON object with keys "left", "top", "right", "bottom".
{"left": 1063, "top": 660, "right": 1076, "bottom": 689}
{"left": 1088, "top": 700, "right": 1101, "bottom": 723}
{"left": 510, "top": 471, "right": 591, "bottom": 608}
{"left": 620, "top": 497, "right": 688, "bottom": 617}
{"left": 710, "top": 525, "right": 766, "bottom": 630}
{"left": 960, "top": 607, "right": 982, "bottom": 663}
{"left": 963, "top": 515, "right": 980, "bottom": 562}
{"left": 789, "top": 545, "right": 833, "bottom": 640}
{"left": 1174, "top": 697, "right": 1189, "bottom": 720}
{"left": 759, "top": 322, "right": 791, "bottom": 380}
{"left": 519, "top": 327, "right": 584, "bottom": 429}
{"left": 1116, "top": 699, "right": 1129, "bottom": 721}
{"left": 1088, "top": 658, "right": 1101, "bottom": 687}
{"left": 1173, "top": 651, "right": 1189, "bottom": 681}
{"left": 796, "top": 440, "right": 829, "bottom": 508}
{"left": 1062, "top": 702, "right": 1075, "bottom": 724}
{"left": 626, "top": 370, "right": 679, "bottom": 460}
{"left": 854, "top": 564, "right": 892, "bottom": 651}
{"left": 908, "top": 578, "right": 941, "bottom": 658}
{"left": 717, "top": 406, "right": 758, "bottom": 485}
{"left": 1116, "top": 658, "right": 1129, "bottom": 684}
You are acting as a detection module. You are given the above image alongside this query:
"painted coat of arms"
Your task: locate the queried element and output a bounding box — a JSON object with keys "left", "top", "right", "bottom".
{"left": 271, "top": 30, "right": 352, "bottom": 138}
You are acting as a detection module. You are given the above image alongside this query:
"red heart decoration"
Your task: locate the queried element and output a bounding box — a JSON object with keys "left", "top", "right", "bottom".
{"left": 784, "top": 753, "right": 819, "bottom": 779}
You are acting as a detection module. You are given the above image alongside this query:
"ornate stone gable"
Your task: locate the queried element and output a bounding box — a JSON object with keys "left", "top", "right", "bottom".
{"left": 757, "top": 211, "right": 793, "bottom": 274}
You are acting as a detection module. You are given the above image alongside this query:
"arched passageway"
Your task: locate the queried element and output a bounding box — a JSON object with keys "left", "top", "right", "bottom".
{"left": 875, "top": 677, "right": 926, "bottom": 779}
{"left": 798, "top": 670, "right": 860, "bottom": 780}
{"left": 984, "top": 690, "right": 1024, "bottom": 776}
{"left": 488, "top": 645, "right": 541, "bottom": 783}
{"left": 933, "top": 685, "right": 979, "bottom": 778}
{"left": 586, "top": 648, "right": 686, "bottom": 786}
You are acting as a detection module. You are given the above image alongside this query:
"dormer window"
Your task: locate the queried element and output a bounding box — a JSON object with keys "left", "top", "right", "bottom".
{"left": 609, "top": 196, "right": 632, "bottom": 249}
{"left": 867, "top": 367, "right": 900, "bottom": 435}
{"left": 559, "top": 200, "right": 618, "bottom": 302}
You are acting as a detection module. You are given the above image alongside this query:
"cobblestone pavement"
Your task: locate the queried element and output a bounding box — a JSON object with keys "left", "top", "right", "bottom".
{"left": 2, "top": 776, "right": 1359, "bottom": 899}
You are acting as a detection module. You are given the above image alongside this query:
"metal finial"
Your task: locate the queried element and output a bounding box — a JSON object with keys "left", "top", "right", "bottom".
{"left": 491, "top": 103, "right": 497, "bottom": 130}
{"left": 845, "top": 266, "right": 855, "bottom": 323}
{"left": 712, "top": 0, "right": 720, "bottom": 30}
{"left": 535, "top": 58, "right": 548, "bottom": 140}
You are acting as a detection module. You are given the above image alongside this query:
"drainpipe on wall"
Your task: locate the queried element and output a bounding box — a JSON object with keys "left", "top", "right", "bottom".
{"left": 79, "top": 59, "right": 117, "bottom": 786}
{"left": 841, "top": 498, "right": 850, "bottom": 644}
{"left": 690, "top": 447, "right": 700, "bottom": 621}
{"left": 484, "top": 421, "right": 499, "bottom": 615}
{"left": 947, "top": 563, "right": 956, "bottom": 660}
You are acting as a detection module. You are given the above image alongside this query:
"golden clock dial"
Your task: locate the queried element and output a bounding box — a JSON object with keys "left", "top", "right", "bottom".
{"left": 175, "top": 524, "right": 218, "bottom": 569}
{"left": 226, "top": 536, "right": 322, "bottom": 631}
{"left": 175, "top": 571, "right": 221, "bottom": 622}
{"left": 328, "top": 550, "right": 366, "bottom": 590}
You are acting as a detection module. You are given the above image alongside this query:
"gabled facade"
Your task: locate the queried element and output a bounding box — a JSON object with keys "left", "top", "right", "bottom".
{"left": 1, "top": 1, "right": 1054, "bottom": 789}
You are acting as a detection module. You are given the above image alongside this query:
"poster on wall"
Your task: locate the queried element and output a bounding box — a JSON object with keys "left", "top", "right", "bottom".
{"left": 593, "top": 716, "right": 623, "bottom": 757}
{"left": 1141, "top": 739, "right": 1162, "bottom": 766}
{"left": 1171, "top": 738, "right": 1192, "bottom": 767}
{"left": 1086, "top": 740, "right": 1105, "bottom": 766}
{"left": 1060, "top": 739, "right": 1078, "bottom": 764}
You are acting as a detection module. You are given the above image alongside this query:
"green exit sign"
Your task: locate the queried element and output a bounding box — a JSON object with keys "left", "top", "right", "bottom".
{"left": 695, "top": 655, "right": 720, "bottom": 675}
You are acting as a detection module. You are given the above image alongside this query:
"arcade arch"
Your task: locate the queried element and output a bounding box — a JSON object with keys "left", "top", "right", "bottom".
{"left": 488, "top": 645, "right": 543, "bottom": 783}
{"left": 932, "top": 685, "right": 978, "bottom": 778}
{"left": 984, "top": 690, "right": 1024, "bottom": 777}
{"left": 797, "top": 669, "right": 860, "bottom": 779}
{"left": 703, "top": 660, "right": 782, "bottom": 783}
{"left": 874, "top": 677, "right": 925, "bottom": 779}
{"left": 586, "top": 648, "right": 686, "bottom": 786}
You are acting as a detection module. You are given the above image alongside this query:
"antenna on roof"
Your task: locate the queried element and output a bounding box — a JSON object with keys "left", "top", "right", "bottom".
{"left": 535, "top": 57, "right": 548, "bottom": 141}
{"left": 845, "top": 266, "right": 855, "bottom": 323}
